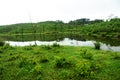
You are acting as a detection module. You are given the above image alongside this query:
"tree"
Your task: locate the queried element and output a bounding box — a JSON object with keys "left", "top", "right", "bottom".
{"left": 68, "top": 18, "right": 90, "bottom": 25}
{"left": 89, "top": 19, "right": 104, "bottom": 24}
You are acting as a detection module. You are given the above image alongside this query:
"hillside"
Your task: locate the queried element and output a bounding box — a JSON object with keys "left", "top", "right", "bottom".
{"left": 0, "top": 18, "right": 120, "bottom": 39}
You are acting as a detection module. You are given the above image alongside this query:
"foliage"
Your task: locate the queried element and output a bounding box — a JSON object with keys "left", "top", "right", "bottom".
{"left": 52, "top": 43, "right": 60, "bottom": 47}
{"left": 75, "top": 59, "right": 92, "bottom": 77}
{"left": 0, "top": 41, "right": 5, "bottom": 46}
{"left": 0, "top": 44, "right": 120, "bottom": 80}
{"left": 94, "top": 42, "right": 101, "bottom": 50}
{"left": 0, "top": 18, "right": 120, "bottom": 40}
{"left": 54, "top": 56, "right": 73, "bottom": 68}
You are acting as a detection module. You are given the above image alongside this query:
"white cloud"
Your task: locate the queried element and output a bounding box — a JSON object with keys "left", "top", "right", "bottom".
{"left": 0, "top": 0, "right": 120, "bottom": 25}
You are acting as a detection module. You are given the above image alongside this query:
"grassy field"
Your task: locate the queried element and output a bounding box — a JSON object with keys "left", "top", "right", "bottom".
{"left": 0, "top": 43, "right": 120, "bottom": 80}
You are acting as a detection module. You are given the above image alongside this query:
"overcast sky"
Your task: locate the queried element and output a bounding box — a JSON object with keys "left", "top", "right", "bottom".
{"left": 0, "top": 0, "right": 120, "bottom": 25}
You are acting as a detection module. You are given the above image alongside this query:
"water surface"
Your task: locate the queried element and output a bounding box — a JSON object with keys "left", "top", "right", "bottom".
{"left": 5, "top": 38, "right": 120, "bottom": 52}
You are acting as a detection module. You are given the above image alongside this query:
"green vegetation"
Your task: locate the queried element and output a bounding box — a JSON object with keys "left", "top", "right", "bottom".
{"left": 0, "top": 17, "right": 120, "bottom": 79}
{"left": 0, "top": 18, "right": 120, "bottom": 39}
{"left": 0, "top": 44, "right": 120, "bottom": 80}
{"left": 94, "top": 42, "right": 101, "bottom": 50}
{"left": 0, "top": 41, "right": 5, "bottom": 46}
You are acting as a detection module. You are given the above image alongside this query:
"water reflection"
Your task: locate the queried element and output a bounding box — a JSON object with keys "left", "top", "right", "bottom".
{"left": 5, "top": 38, "right": 120, "bottom": 52}
{"left": 1, "top": 34, "right": 120, "bottom": 46}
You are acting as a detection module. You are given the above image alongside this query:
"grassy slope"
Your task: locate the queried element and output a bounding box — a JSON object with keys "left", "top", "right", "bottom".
{"left": 0, "top": 44, "right": 120, "bottom": 80}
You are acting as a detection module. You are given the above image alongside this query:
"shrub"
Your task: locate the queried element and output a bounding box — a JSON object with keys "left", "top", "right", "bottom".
{"left": 80, "top": 49, "right": 93, "bottom": 59}
{"left": 0, "top": 41, "right": 5, "bottom": 46}
{"left": 113, "top": 53, "right": 120, "bottom": 60}
{"left": 0, "top": 66, "right": 4, "bottom": 75}
{"left": 74, "top": 59, "right": 103, "bottom": 79}
{"left": 54, "top": 56, "right": 72, "bottom": 68}
{"left": 39, "top": 56, "right": 49, "bottom": 63}
{"left": 82, "top": 52, "right": 93, "bottom": 60}
{"left": 31, "top": 64, "right": 42, "bottom": 74}
{"left": 75, "top": 60, "right": 92, "bottom": 77}
{"left": 115, "top": 34, "right": 120, "bottom": 38}
{"left": 23, "top": 46, "right": 33, "bottom": 50}
{"left": 2, "top": 43, "right": 11, "bottom": 49}
{"left": 52, "top": 43, "right": 60, "bottom": 47}
{"left": 100, "top": 33, "right": 106, "bottom": 37}
{"left": 7, "top": 55, "right": 19, "bottom": 61}
{"left": 19, "top": 58, "right": 36, "bottom": 71}
{"left": 90, "top": 62, "right": 102, "bottom": 71}
{"left": 42, "top": 45, "right": 52, "bottom": 50}
{"left": 94, "top": 42, "right": 100, "bottom": 50}
{"left": 0, "top": 49, "right": 3, "bottom": 53}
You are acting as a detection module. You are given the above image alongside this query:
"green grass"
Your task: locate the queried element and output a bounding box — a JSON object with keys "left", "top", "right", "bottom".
{"left": 0, "top": 44, "right": 120, "bottom": 80}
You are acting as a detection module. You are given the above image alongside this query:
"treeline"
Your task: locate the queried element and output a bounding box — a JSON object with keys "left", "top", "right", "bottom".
{"left": 79, "top": 18, "right": 120, "bottom": 38}
{"left": 0, "top": 18, "right": 120, "bottom": 38}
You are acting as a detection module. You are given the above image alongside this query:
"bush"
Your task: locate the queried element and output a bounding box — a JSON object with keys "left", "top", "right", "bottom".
{"left": 75, "top": 60, "right": 92, "bottom": 77}
{"left": 0, "top": 41, "right": 5, "bottom": 46}
{"left": 113, "top": 53, "right": 120, "bottom": 60}
{"left": 23, "top": 46, "right": 33, "bottom": 50}
{"left": 54, "top": 56, "right": 72, "bottom": 68}
{"left": 74, "top": 59, "right": 103, "bottom": 79}
{"left": 94, "top": 42, "right": 100, "bottom": 50}
{"left": 0, "top": 49, "right": 3, "bottom": 53}
{"left": 19, "top": 58, "right": 36, "bottom": 71}
{"left": 31, "top": 64, "right": 42, "bottom": 74}
{"left": 52, "top": 43, "right": 60, "bottom": 47}
{"left": 2, "top": 43, "right": 11, "bottom": 49}
{"left": 42, "top": 45, "right": 52, "bottom": 50}
{"left": 0, "top": 66, "right": 4, "bottom": 75}
{"left": 39, "top": 55, "right": 49, "bottom": 63}
{"left": 82, "top": 52, "right": 93, "bottom": 60}
{"left": 90, "top": 61, "right": 103, "bottom": 72}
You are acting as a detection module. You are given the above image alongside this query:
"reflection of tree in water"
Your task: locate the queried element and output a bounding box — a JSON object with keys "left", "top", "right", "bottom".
{"left": 21, "top": 26, "right": 24, "bottom": 42}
